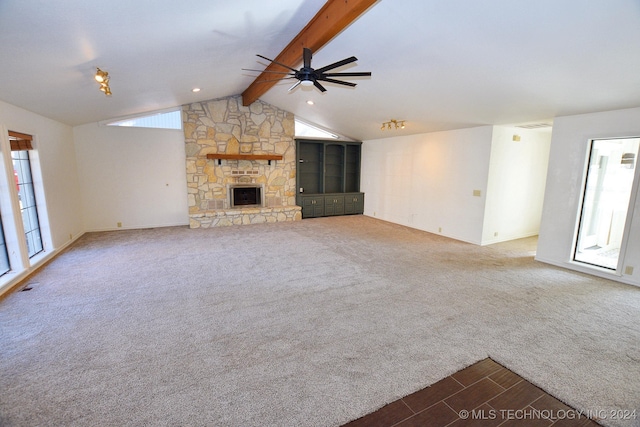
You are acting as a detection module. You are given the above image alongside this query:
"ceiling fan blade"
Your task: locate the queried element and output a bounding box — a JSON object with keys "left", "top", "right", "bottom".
{"left": 255, "top": 77, "right": 297, "bottom": 84}
{"left": 315, "top": 56, "right": 357, "bottom": 73}
{"left": 316, "top": 77, "right": 357, "bottom": 87}
{"left": 288, "top": 80, "right": 302, "bottom": 91}
{"left": 313, "top": 80, "right": 327, "bottom": 92}
{"left": 242, "top": 68, "right": 295, "bottom": 75}
{"left": 303, "top": 48, "right": 312, "bottom": 69}
{"left": 321, "top": 72, "right": 372, "bottom": 77}
{"left": 256, "top": 54, "right": 298, "bottom": 72}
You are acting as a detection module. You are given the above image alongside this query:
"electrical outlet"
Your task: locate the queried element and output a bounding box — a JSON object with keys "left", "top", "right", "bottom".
{"left": 624, "top": 266, "right": 634, "bottom": 275}
{"left": 494, "top": 232, "right": 499, "bottom": 237}
{"left": 438, "top": 227, "right": 442, "bottom": 233}
{"left": 69, "top": 233, "right": 73, "bottom": 240}
{"left": 117, "top": 222, "right": 122, "bottom": 228}
{"left": 473, "top": 189, "right": 482, "bottom": 197}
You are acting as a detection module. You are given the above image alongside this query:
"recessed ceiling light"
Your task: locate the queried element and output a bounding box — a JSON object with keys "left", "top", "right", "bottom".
{"left": 192, "top": 88, "right": 201, "bottom": 93}
{"left": 306, "top": 100, "right": 314, "bottom": 105}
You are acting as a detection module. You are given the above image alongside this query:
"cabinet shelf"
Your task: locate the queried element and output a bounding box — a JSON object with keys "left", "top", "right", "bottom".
{"left": 206, "top": 153, "right": 283, "bottom": 165}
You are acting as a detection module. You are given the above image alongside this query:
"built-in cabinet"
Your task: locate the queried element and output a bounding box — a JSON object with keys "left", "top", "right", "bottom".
{"left": 296, "top": 139, "right": 364, "bottom": 218}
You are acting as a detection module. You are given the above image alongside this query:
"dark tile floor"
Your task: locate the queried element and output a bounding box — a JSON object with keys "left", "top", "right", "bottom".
{"left": 342, "top": 358, "right": 601, "bottom": 427}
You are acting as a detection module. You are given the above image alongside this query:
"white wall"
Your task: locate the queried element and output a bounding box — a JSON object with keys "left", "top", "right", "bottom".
{"left": 361, "top": 126, "right": 493, "bottom": 245}
{"left": 0, "top": 100, "right": 83, "bottom": 295}
{"left": 73, "top": 123, "right": 189, "bottom": 231}
{"left": 482, "top": 126, "right": 551, "bottom": 244}
{"left": 536, "top": 107, "right": 640, "bottom": 286}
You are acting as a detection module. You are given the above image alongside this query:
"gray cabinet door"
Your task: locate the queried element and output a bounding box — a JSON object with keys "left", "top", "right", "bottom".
{"left": 353, "top": 193, "right": 364, "bottom": 214}
{"left": 344, "top": 193, "right": 364, "bottom": 214}
{"left": 301, "top": 196, "right": 325, "bottom": 218}
{"left": 324, "top": 195, "right": 345, "bottom": 216}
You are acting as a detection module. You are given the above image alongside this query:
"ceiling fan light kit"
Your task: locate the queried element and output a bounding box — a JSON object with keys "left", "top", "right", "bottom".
{"left": 247, "top": 47, "right": 371, "bottom": 93}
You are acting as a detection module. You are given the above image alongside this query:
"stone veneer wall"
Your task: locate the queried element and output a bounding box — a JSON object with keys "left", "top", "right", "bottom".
{"left": 183, "top": 95, "right": 301, "bottom": 228}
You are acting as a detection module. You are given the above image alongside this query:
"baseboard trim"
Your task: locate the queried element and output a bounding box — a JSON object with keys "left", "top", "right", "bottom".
{"left": 480, "top": 231, "right": 539, "bottom": 246}
{"left": 534, "top": 255, "right": 639, "bottom": 288}
{"left": 0, "top": 232, "right": 85, "bottom": 300}
{"left": 85, "top": 221, "right": 189, "bottom": 233}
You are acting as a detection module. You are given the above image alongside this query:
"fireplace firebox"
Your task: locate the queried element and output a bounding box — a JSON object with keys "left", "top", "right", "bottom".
{"left": 229, "top": 184, "right": 264, "bottom": 208}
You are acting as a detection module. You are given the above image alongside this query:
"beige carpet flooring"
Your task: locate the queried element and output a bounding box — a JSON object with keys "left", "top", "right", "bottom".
{"left": 0, "top": 216, "right": 638, "bottom": 427}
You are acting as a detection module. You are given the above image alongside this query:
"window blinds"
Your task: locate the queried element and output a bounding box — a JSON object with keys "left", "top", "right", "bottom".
{"left": 8, "top": 130, "right": 33, "bottom": 151}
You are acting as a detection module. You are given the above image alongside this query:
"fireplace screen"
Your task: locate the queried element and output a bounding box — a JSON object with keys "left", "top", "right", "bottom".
{"left": 230, "top": 185, "right": 263, "bottom": 207}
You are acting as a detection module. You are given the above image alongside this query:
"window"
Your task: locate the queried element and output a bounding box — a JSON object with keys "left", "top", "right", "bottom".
{"left": 0, "top": 215, "right": 9, "bottom": 276}
{"left": 12, "top": 149, "right": 43, "bottom": 258}
{"left": 295, "top": 119, "right": 345, "bottom": 140}
{"left": 105, "top": 109, "right": 182, "bottom": 130}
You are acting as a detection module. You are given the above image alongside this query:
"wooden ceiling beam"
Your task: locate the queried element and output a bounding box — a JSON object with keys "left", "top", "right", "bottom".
{"left": 241, "top": 0, "right": 377, "bottom": 106}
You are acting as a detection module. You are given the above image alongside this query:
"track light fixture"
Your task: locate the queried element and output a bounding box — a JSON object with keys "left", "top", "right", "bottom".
{"left": 95, "top": 68, "right": 108, "bottom": 83}
{"left": 381, "top": 119, "right": 405, "bottom": 130}
{"left": 95, "top": 68, "right": 112, "bottom": 96}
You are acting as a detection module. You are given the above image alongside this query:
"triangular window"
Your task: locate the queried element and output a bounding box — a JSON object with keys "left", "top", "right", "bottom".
{"left": 104, "top": 109, "right": 182, "bottom": 130}
{"left": 295, "top": 119, "right": 352, "bottom": 140}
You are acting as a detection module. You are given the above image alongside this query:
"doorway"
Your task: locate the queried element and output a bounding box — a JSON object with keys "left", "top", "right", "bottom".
{"left": 574, "top": 137, "right": 639, "bottom": 270}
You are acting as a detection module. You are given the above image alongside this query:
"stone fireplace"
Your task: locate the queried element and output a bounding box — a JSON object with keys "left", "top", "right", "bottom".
{"left": 183, "top": 95, "right": 301, "bottom": 228}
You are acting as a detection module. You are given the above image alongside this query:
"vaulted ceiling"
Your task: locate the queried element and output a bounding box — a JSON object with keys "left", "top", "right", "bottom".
{"left": 1, "top": 0, "right": 639, "bottom": 141}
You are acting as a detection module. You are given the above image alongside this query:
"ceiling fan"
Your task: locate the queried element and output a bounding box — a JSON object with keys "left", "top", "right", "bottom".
{"left": 244, "top": 47, "right": 371, "bottom": 92}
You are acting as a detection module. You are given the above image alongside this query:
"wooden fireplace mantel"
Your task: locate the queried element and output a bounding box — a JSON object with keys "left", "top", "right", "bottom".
{"left": 206, "top": 153, "right": 283, "bottom": 165}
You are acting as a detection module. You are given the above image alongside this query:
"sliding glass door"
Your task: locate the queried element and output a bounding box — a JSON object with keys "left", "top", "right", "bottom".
{"left": 574, "top": 137, "right": 639, "bottom": 270}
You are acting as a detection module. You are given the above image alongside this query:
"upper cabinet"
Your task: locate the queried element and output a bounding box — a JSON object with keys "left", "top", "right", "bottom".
{"left": 324, "top": 144, "right": 345, "bottom": 193}
{"left": 345, "top": 144, "right": 361, "bottom": 193}
{"left": 297, "top": 140, "right": 324, "bottom": 194}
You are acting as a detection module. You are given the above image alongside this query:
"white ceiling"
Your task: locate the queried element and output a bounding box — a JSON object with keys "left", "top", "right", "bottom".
{"left": 1, "top": 0, "right": 639, "bottom": 141}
